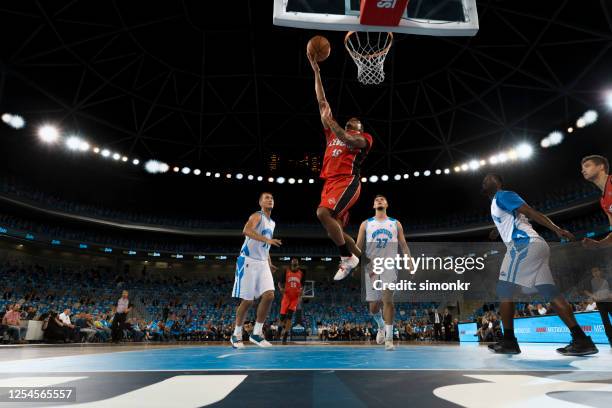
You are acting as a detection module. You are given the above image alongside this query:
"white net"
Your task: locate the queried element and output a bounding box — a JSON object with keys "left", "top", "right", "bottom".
{"left": 344, "top": 31, "right": 394, "bottom": 85}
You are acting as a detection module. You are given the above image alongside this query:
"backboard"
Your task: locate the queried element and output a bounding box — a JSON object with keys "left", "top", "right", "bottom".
{"left": 273, "top": 0, "right": 479, "bottom": 36}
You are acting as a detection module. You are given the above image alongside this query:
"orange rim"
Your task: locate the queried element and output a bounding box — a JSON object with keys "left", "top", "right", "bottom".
{"left": 344, "top": 31, "right": 394, "bottom": 60}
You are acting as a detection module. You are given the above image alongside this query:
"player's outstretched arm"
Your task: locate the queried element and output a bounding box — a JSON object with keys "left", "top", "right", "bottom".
{"left": 516, "top": 204, "right": 575, "bottom": 241}
{"left": 583, "top": 212, "right": 612, "bottom": 248}
{"left": 321, "top": 103, "right": 368, "bottom": 149}
{"left": 307, "top": 52, "right": 329, "bottom": 128}
{"left": 243, "top": 212, "right": 282, "bottom": 247}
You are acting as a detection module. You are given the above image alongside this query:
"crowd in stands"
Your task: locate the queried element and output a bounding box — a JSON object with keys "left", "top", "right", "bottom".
{"left": 0, "top": 257, "right": 455, "bottom": 344}
{"left": 0, "top": 176, "right": 601, "bottom": 234}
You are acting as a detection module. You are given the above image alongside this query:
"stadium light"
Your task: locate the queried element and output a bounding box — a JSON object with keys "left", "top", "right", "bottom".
{"left": 193, "top": 169, "right": 201, "bottom": 175}
{"left": 173, "top": 166, "right": 180, "bottom": 172}
{"left": 582, "top": 110, "right": 598, "bottom": 125}
{"left": 444, "top": 168, "right": 450, "bottom": 174}
{"left": 454, "top": 166, "right": 461, "bottom": 173}
{"left": 606, "top": 92, "right": 612, "bottom": 109}
{"left": 361, "top": 177, "right": 367, "bottom": 183}
{"left": 226, "top": 173, "right": 232, "bottom": 179}
{"left": 214, "top": 172, "right": 220, "bottom": 178}
{"left": 38, "top": 125, "right": 60, "bottom": 144}
{"left": 541, "top": 138, "right": 551, "bottom": 148}
{"left": 381, "top": 175, "right": 389, "bottom": 181}
{"left": 308, "top": 178, "right": 314, "bottom": 184}
{"left": 144, "top": 160, "right": 169, "bottom": 174}
{"left": 394, "top": 174, "right": 401, "bottom": 180}
{"left": 413, "top": 171, "right": 420, "bottom": 177}
{"left": 567, "top": 127, "right": 574, "bottom": 133}
{"left": 247, "top": 174, "right": 254, "bottom": 180}
{"left": 205, "top": 172, "right": 211, "bottom": 177}
{"left": 65, "top": 136, "right": 84, "bottom": 151}
{"left": 257, "top": 176, "right": 263, "bottom": 181}
{"left": 101, "top": 149, "right": 111, "bottom": 157}
{"left": 468, "top": 160, "right": 479, "bottom": 170}
{"left": 424, "top": 170, "right": 431, "bottom": 177}
{"left": 516, "top": 143, "right": 533, "bottom": 159}
{"left": 435, "top": 169, "right": 441, "bottom": 175}
{"left": 489, "top": 155, "right": 499, "bottom": 165}
{"left": 507, "top": 149, "right": 518, "bottom": 161}
{"left": 236, "top": 173, "right": 244, "bottom": 180}
{"left": 276, "top": 177, "right": 286, "bottom": 184}
{"left": 288, "top": 178, "right": 295, "bottom": 184}
{"left": 93, "top": 147, "right": 100, "bottom": 154}
{"left": 112, "top": 153, "right": 121, "bottom": 161}
{"left": 576, "top": 118, "right": 586, "bottom": 128}
{"left": 132, "top": 159, "right": 140, "bottom": 165}
{"left": 181, "top": 167, "right": 191, "bottom": 175}
{"left": 369, "top": 175, "right": 379, "bottom": 183}
{"left": 497, "top": 153, "right": 508, "bottom": 163}
{"left": 268, "top": 177, "right": 274, "bottom": 183}
{"left": 2, "top": 113, "right": 25, "bottom": 129}
{"left": 297, "top": 179, "right": 303, "bottom": 184}
{"left": 548, "top": 131, "right": 563, "bottom": 146}
{"left": 121, "top": 156, "right": 128, "bottom": 162}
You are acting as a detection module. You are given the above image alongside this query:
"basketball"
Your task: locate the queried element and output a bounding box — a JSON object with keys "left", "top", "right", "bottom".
{"left": 307, "top": 35, "right": 331, "bottom": 62}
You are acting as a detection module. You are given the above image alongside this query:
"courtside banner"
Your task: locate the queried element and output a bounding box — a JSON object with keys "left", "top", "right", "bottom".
{"left": 360, "top": 241, "right": 611, "bottom": 302}
{"left": 459, "top": 312, "right": 609, "bottom": 344}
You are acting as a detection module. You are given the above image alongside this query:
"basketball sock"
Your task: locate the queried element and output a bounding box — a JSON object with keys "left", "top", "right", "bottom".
{"left": 569, "top": 325, "right": 587, "bottom": 340}
{"left": 338, "top": 243, "right": 351, "bottom": 257}
{"left": 233, "top": 325, "right": 242, "bottom": 337}
{"left": 371, "top": 312, "right": 384, "bottom": 329}
{"left": 503, "top": 328, "right": 515, "bottom": 340}
{"left": 253, "top": 322, "right": 263, "bottom": 336}
{"left": 385, "top": 324, "right": 393, "bottom": 341}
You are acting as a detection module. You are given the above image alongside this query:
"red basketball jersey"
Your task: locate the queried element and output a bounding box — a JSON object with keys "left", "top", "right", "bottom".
{"left": 320, "top": 128, "right": 372, "bottom": 179}
{"left": 600, "top": 175, "right": 612, "bottom": 216}
{"left": 283, "top": 268, "right": 304, "bottom": 297}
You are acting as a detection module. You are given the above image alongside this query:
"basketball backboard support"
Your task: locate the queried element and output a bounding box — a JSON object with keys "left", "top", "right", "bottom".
{"left": 273, "top": 0, "right": 479, "bottom": 36}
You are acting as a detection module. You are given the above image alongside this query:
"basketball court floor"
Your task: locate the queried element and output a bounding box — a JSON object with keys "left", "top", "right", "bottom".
{"left": 0, "top": 342, "right": 611, "bottom": 407}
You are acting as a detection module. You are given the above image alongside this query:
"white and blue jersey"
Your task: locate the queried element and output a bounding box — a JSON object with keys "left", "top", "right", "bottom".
{"left": 364, "top": 216, "right": 400, "bottom": 302}
{"left": 365, "top": 216, "right": 399, "bottom": 261}
{"left": 239, "top": 211, "right": 275, "bottom": 261}
{"left": 233, "top": 211, "right": 276, "bottom": 300}
{"left": 490, "top": 190, "right": 539, "bottom": 245}
{"left": 491, "top": 191, "right": 555, "bottom": 290}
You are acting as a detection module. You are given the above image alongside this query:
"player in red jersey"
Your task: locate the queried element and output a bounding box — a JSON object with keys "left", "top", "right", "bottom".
{"left": 277, "top": 258, "right": 306, "bottom": 344}
{"left": 308, "top": 52, "right": 373, "bottom": 281}
{"left": 581, "top": 154, "right": 612, "bottom": 347}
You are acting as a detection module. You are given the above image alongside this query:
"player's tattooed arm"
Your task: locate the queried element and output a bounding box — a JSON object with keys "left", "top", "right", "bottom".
{"left": 243, "top": 212, "right": 282, "bottom": 247}
{"left": 516, "top": 204, "right": 575, "bottom": 241}
{"left": 321, "top": 103, "right": 367, "bottom": 149}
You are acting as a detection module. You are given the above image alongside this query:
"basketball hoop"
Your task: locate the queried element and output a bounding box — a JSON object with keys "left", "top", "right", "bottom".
{"left": 344, "top": 31, "right": 393, "bottom": 85}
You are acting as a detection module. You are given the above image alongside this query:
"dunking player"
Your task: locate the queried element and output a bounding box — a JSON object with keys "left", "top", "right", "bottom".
{"left": 308, "top": 52, "right": 373, "bottom": 281}
{"left": 231, "top": 192, "right": 282, "bottom": 349}
{"left": 482, "top": 174, "right": 598, "bottom": 355}
{"left": 356, "top": 195, "right": 410, "bottom": 351}
{"left": 277, "top": 257, "right": 306, "bottom": 344}
{"left": 581, "top": 155, "right": 612, "bottom": 346}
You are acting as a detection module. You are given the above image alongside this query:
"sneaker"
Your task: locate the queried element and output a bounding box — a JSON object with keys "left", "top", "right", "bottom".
{"left": 249, "top": 334, "right": 272, "bottom": 348}
{"left": 385, "top": 340, "right": 395, "bottom": 351}
{"left": 334, "top": 254, "right": 359, "bottom": 281}
{"left": 230, "top": 335, "right": 244, "bottom": 349}
{"left": 488, "top": 338, "right": 521, "bottom": 354}
{"left": 556, "top": 336, "right": 598, "bottom": 356}
{"left": 376, "top": 328, "right": 385, "bottom": 345}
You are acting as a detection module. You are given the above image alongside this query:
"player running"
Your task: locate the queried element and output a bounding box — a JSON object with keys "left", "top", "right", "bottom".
{"left": 356, "top": 195, "right": 410, "bottom": 351}
{"left": 230, "top": 192, "right": 281, "bottom": 349}
{"left": 581, "top": 155, "right": 612, "bottom": 346}
{"left": 277, "top": 257, "right": 306, "bottom": 344}
{"left": 482, "top": 174, "right": 598, "bottom": 355}
{"left": 308, "top": 52, "right": 373, "bottom": 281}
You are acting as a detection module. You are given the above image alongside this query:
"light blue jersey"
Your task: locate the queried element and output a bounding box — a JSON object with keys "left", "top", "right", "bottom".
{"left": 491, "top": 190, "right": 539, "bottom": 244}
{"left": 365, "top": 216, "right": 399, "bottom": 260}
{"left": 239, "top": 211, "right": 275, "bottom": 261}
